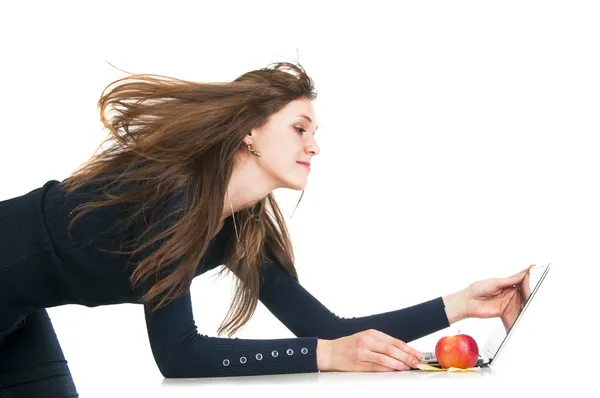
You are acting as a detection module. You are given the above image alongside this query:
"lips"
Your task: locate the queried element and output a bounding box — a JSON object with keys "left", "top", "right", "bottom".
{"left": 297, "top": 161, "right": 311, "bottom": 170}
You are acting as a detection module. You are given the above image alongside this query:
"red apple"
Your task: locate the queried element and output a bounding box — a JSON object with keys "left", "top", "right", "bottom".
{"left": 435, "top": 334, "right": 479, "bottom": 369}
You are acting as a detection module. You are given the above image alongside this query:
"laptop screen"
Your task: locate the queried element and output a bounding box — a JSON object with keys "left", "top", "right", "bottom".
{"left": 481, "top": 263, "right": 550, "bottom": 362}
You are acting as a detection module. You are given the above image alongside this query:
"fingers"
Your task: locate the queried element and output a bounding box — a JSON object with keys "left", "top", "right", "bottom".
{"left": 496, "top": 274, "right": 524, "bottom": 288}
{"left": 522, "top": 268, "right": 532, "bottom": 297}
{"left": 374, "top": 339, "right": 421, "bottom": 369}
{"left": 497, "top": 264, "right": 535, "bottom": 288}
{"left": 361, "top": 329, "right": 422, "bottom": 371}
{"left": 361, "top": 342, "right": 413, "bottom": 371}
{"left": 339, "top": 329, "right": 424, "bottom": 373}
{"left": 369, "top": 329, "right": 423, "bottom": 362}
{"left": 511, "top": 264, "right": 534, "bottom": 279}
{"left": 517, "top": 271, "right": 531, "bottom": 301}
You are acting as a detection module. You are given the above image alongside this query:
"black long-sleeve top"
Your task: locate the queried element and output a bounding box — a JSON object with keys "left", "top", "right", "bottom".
{"left": 0, "top": 178, "right": 450, "bottom": 378}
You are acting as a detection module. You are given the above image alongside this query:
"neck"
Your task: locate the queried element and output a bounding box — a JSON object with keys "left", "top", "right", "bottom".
{"left": 222, "top": 156, "right": 279, "bottom": 221}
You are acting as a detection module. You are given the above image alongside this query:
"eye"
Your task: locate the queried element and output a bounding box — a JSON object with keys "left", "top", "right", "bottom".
{"left": 294, "top": 126, "right": 306, "bottom": 135}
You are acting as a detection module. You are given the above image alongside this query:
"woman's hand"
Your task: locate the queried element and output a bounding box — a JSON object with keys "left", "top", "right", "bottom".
{"left": 463, "top": 264, "right": 534, "bottom": 332}
{"left": 316, "top": 329, "right": 424, "bottom": 372}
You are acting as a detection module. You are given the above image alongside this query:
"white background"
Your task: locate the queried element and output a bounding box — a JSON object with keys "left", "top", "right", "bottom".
{"left": 1, "top": 0, "right": 598, "bottom": 396}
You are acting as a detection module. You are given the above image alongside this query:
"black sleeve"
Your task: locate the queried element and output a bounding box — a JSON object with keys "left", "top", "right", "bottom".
{"left": 143, "top": 290, "right": 319, "bottom": 378}
{"left": 144, "top": 259, "right": 450, "bottom": 378}
{"left": 258, "top": 261, "right": 451, "bottom": 342}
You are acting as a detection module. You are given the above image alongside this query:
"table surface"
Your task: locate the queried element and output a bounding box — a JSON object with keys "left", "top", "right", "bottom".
{"left": 155, "top": 364, "right": 580, "bottom": 397}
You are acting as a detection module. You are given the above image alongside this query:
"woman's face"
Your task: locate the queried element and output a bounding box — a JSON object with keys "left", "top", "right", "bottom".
{"left": 245, "top": 97, "right": 320, "bottom": 190}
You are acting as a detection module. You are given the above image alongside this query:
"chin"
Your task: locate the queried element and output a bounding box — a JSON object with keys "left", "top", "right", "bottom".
{"left": 278, "top": 169, "right": 309, "bottom": 190}
{"left": 290, "top": 182, "right": 307, "bottom": 191}
{"left": 285, "top": 178, "right": 308, "bottom": 191}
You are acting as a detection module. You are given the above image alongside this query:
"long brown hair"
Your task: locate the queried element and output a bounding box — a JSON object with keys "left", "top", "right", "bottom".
{"left": 59, "top": 61, "right": 318, "bottom": 337}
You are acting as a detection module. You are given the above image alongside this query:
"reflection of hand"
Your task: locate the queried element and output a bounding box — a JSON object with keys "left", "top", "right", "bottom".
{"left": 463, "top": 265, "right": 534, "bottom": 330}
{"left": 501, "top": 266, "right": 532, "bottom": 332}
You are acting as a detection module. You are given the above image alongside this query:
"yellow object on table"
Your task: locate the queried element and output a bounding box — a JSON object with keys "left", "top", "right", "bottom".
{"left": 416, "top": 363, "right": 481, "bottom": 372}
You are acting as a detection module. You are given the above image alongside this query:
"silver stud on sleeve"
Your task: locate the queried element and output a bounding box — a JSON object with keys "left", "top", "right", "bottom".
{"left": 240, "top": 356, "right": 247, "bottom": 364}
{"left": 271, "top": 350, "right": 279, "bottom": 358}
{"left": 301, "top": 347, "right": 308, "bottom": 354}
{"left": 256, "top": 353, "right": 263, "bottom": 361}
{"left": 223, "top": 359, "right": 230, "bottom": 366}
{"left": 286, "top": 348, "right": 294, "bottom": 355}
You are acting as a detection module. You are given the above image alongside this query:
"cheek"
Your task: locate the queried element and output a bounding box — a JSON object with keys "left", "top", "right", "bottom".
{"left": 265, "top": 153, "right": 301, "bottom": 180}
{"left": 260, "top": 150, "right": 289, "bottom": 175}
{"left": 259, "top": 137, "right": 302, "bottom": 171}
{"left": 265, "top": 139, "right": 296, "bottom": 162}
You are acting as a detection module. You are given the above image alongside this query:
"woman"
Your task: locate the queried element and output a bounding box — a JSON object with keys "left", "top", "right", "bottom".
{"left": 0, "top": 62, "right": 531, "bottom": 396}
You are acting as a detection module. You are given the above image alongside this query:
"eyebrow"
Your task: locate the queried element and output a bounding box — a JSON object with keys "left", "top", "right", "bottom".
{"left": 298, "top": 114, "right": 319, "bottom": 132}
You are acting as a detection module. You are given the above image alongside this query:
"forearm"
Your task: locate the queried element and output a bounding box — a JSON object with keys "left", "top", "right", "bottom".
{"left": 442, "top": 289, "right": 468, "bottom": 324}
{"left": 264, "top": 293, "right": 451, "bottom": 343}
{"left": 259, "top": 262, "right": 452, "bottom": 343}
{"left": 160, "top": 334, "right": 319, "bottom": 378}
{"left": 144, "top": 289, "right": 320, "bottom": 378}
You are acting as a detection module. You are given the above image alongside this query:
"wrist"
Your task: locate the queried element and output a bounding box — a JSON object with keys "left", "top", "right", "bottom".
{"left": 442, "top": 289, "right": 469, "bottom": 324}
{"left": 316, "top": 339, "right": 332, "bottom": 371}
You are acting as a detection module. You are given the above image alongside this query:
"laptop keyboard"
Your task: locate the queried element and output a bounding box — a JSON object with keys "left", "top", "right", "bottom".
{"left": 422, "top": 352, "right": 485, "bottom": 365}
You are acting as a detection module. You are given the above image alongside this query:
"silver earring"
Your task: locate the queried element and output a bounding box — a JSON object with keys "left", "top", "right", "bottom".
{"left": 247, "top": 144, "right": 261, "bottom": 157}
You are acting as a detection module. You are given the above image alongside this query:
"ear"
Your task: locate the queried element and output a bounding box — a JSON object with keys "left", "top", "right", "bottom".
{"left": 243, "top": 128, "right": 258, "bottom": 145}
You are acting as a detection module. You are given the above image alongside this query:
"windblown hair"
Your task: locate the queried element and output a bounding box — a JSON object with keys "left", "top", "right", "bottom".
{"left": 59, "top": 61, "right": 317, "bottom": 337}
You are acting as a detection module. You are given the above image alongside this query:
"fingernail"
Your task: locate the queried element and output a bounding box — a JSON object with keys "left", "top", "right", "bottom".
{"left": 417, "top": 352, "right": 424, "bottom": 360}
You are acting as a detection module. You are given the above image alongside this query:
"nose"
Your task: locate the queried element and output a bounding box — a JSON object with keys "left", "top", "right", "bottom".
{"left": 305, "top": 141, "right": 320, "bottom": 156}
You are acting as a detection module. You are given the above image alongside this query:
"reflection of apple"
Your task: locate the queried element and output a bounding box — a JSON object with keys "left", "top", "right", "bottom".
{"left": 435, "top": 334, "right": 479, "bottom": 369}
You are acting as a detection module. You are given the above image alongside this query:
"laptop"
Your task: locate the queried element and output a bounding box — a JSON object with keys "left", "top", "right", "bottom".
{"left": 419, "top": 263, "right": 550, "bottom": 368}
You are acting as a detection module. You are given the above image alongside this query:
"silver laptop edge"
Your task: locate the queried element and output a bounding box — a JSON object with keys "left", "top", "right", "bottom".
{"left": 423, "top": 263, "right": 550, "bottom": 367}
{"left": 487, "top": 262, "right": 550, "bottom": 365}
